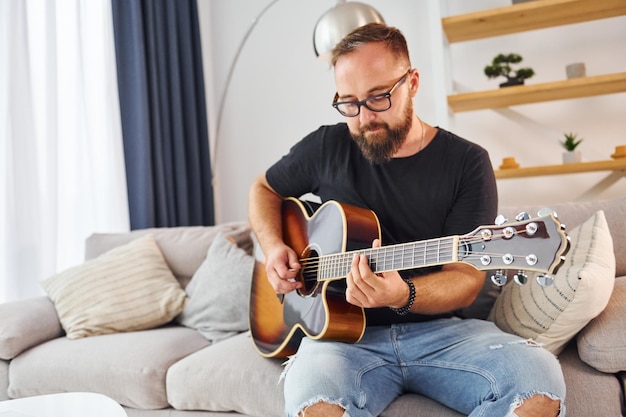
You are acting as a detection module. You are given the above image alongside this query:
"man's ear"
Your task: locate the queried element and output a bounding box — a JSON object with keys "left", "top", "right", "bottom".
{"left": 410, "top": 69, "right": 420, "bottom": 97}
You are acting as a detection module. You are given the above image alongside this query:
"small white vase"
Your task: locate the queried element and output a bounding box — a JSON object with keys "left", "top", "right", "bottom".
{"left": 563, "top": 150, "right": 582, "bottom": 164}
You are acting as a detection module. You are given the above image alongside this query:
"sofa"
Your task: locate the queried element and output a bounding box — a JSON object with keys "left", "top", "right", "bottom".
{"left": 1, "top": 197, "right": 624, "bottom": 417}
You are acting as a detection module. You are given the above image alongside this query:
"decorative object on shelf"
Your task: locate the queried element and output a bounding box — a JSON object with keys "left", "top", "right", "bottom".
{"left": 484, "top": 53, "right": 535, "bottom": 88}
{"left": 561, "top": 132, "right": 583, "bottom": 164}
{"left": 499, "top": 156, "right": 520, "bottom": 170}
{"left": 566, "top": 62, "right": 586, "bottom": 79}
{"left": 611, "top": 145, "right": 626, "bottom": 159}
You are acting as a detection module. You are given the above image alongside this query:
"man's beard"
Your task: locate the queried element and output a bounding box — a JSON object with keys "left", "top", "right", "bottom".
{"left": 350, "top": 102, "right": 414, "bottom": 164}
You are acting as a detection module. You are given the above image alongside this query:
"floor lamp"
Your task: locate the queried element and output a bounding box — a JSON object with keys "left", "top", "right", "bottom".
{"left": 211, "top": 0, "right": 385, "bottom": 173}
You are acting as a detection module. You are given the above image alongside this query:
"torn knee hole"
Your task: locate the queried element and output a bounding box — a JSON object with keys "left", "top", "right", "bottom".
{"left": 298, "top": 400, "right": 346, "bottom": 417}
{"left": 513, "top": 393, "right": 563, "bottom": 417}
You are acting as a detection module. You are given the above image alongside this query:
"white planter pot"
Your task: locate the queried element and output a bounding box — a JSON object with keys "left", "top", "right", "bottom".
{"left": 563, "top": 150, "right": 582, "bottom": 164}
{"left": 566, "top": 62, "right": 586, "bottom": 79}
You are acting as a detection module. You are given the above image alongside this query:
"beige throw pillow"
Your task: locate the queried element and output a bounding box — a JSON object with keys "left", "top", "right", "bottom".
{"left": 42, "top": 234, "right": 186, "bottom": 339}
{"left": 488, "top": 210, "right": 615, "bottom": 355}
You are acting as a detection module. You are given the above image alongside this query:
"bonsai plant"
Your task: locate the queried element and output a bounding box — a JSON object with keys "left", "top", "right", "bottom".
{"left": 561, "top": 132, "right": 583, "bottom": 164}
{"left": 484, "top": 53, "right": 535, "bottom": 87}
{"left": 561, "top": 132, "right": 583, "bottom": 151}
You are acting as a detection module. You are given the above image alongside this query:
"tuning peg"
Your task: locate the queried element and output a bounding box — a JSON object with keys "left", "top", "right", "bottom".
{"left": 494, "top": 214, "right": 508, "bottom": 225}
{"left": 537, "top": 208, "right": 557, "bottom": 218}
{"left": 536, "top": 274, "right": 554, "bottom": 287}
{"left": 525, "top": 254, "right": 538, "bottom": 266}
{"left": 525, "top": 222, "right": 538, "bottom": 236}
{"left": 513, "top": 270, "right": 528, "bottom": 285}
{"left": 515, "top": 212, "right": 530, "bottom": 221}
{"left": 490, "top": 270, "right": 507, "bottom": 286}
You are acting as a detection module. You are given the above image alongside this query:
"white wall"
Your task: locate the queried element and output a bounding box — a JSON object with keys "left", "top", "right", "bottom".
{"left": 198, "top": 0, "right": 626, "bottom": 224}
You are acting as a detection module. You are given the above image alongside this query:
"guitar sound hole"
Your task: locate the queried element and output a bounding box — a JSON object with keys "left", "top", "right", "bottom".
{"left": 299, "top": 249, "right": 320, "bottom": 297}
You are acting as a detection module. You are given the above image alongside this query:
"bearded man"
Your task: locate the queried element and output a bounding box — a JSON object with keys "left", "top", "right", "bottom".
{"left": 248, "top": 23, "right": 565, "bottom": 417}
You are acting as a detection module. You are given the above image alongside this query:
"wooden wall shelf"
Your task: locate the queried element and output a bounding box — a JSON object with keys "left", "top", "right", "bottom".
{"left": 495, "top": 159, "right": 626, "bottom": 179}
{"left": 442, "top": 0, "right": 626, "bottom": 43}
{"left": 447, "top": 72, "right": 626, "bottom": 113}
{"left": 495, "top": 159, "right": 626, "bottom": 200}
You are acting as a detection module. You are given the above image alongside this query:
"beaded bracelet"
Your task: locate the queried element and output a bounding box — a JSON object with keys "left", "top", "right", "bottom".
{"left": 390, "top": 278, "right": 416, "bottom": 316}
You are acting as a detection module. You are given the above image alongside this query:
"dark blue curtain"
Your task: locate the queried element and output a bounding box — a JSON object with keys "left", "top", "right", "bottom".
{"left": 111, "top": 0, "right": 214, "bottom": 229}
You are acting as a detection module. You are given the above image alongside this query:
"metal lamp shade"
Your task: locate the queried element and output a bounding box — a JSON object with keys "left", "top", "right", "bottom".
{"left": 313, "top": 1, "right": 385, "bottom": 60}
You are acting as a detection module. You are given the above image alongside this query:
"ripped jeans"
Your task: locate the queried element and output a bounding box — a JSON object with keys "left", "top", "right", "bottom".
{"left": 282, "top": 318, "right": 565, "bottom": 417}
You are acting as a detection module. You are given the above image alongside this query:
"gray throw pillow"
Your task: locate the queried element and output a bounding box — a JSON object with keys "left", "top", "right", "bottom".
{"left": 177, "top": 232, "right": 254, "bottom": 342}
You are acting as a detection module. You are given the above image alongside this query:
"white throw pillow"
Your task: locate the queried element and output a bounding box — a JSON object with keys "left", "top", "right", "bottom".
{"left": 176, "top": 232, "right": 254, "bottom": 342}
{"left": 488, "top": 210, "right": 615, "bottom": 355}
{"left": 42, "top": 234, "right": 186, "bottom": 339}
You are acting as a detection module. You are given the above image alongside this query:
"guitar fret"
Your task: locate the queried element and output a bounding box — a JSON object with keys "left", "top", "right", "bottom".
{"left": 437, "top": 239, "right": 441, "bottom": 264}
{"left": 344, "top": 252, "right": 352, "bottom": 276}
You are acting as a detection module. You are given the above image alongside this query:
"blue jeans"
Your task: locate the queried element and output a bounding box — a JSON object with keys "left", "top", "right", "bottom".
{"left": 282, "top": 318, "right": 565, "bottom": 417}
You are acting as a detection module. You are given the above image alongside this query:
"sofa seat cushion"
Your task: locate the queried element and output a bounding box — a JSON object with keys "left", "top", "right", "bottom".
{"left": 558, "top": 342, "right": 625, "bottom": 416}
{"left": 380, "top": 394, "right": 463, "bottom": 417}
{"left": 577, "top": 276, "right": 626, "bottom": 373}
{"left": 166, "top": 332, "right": 284, "bottom": 417}
{"left": 8, "top": 326, "right": 209, "bottom": 409}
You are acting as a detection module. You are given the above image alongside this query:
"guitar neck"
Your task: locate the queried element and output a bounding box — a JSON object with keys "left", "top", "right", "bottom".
{"left": 318, "top": 236, "right": 459, "bottom": 281}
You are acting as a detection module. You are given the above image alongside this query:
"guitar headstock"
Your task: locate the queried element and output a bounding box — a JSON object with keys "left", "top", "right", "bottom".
{"left": 461, "top": 210, "right": 570, "bottom": 287}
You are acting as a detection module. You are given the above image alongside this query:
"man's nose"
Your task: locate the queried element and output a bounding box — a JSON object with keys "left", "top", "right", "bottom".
{"left": 358, "top": 105, "right": 376, "bottom": 123}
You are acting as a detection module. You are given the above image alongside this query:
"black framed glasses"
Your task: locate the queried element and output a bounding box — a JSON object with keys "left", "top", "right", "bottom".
{"left": 332, "top": 69, "right": 411, "bottom": 117}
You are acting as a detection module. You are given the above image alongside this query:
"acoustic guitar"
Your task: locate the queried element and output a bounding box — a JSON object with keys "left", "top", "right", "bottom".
{"left": 249, "top": 197, "right": 569, "bottom": 358}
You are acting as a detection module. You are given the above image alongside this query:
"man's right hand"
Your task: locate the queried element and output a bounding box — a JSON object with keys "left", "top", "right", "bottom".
{"left": 265, "top": 244, "right": 302, "bottom": 294}
{"left": 248, "top": 174, "right": 302, "bottom": 294}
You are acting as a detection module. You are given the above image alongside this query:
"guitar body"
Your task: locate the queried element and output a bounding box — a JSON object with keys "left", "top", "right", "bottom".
{"left": 249, "top": 198, "right": 380, "bottom": 358}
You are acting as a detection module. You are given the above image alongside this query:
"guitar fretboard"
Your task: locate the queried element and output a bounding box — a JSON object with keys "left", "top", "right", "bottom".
{"left": 317, "top": 236, "right": 459, "bottom": 281}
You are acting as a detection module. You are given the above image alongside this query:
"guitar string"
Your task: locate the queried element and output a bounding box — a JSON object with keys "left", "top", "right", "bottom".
{"left": 295, "top": 229, "right": 538, "bottom": 278}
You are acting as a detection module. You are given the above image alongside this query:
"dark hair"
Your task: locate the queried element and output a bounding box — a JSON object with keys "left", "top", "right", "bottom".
{"left": 330, "top": 23, "right": 411, "bottom": 67}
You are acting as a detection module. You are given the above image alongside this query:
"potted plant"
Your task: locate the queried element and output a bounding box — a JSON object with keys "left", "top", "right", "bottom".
{"left": 484, "top": 53, "right": 535, "bottom": 87}
{"left": 561, "top": 132, "right": 583, "bottom": 164}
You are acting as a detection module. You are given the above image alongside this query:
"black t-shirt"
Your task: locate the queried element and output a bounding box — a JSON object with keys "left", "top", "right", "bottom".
{"left": 266, "top": 123, "right": 498, "bottom": 325}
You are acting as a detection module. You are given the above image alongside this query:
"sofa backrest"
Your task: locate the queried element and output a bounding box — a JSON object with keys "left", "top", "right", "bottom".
{"left": 84, "top": 222, "right": 252, "bottom": 288}
{"left": 500, "top": 197, "right": 625, "bottom": 277}
{"left": 83, "top": 197, "right": 624, "bottom": 287}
